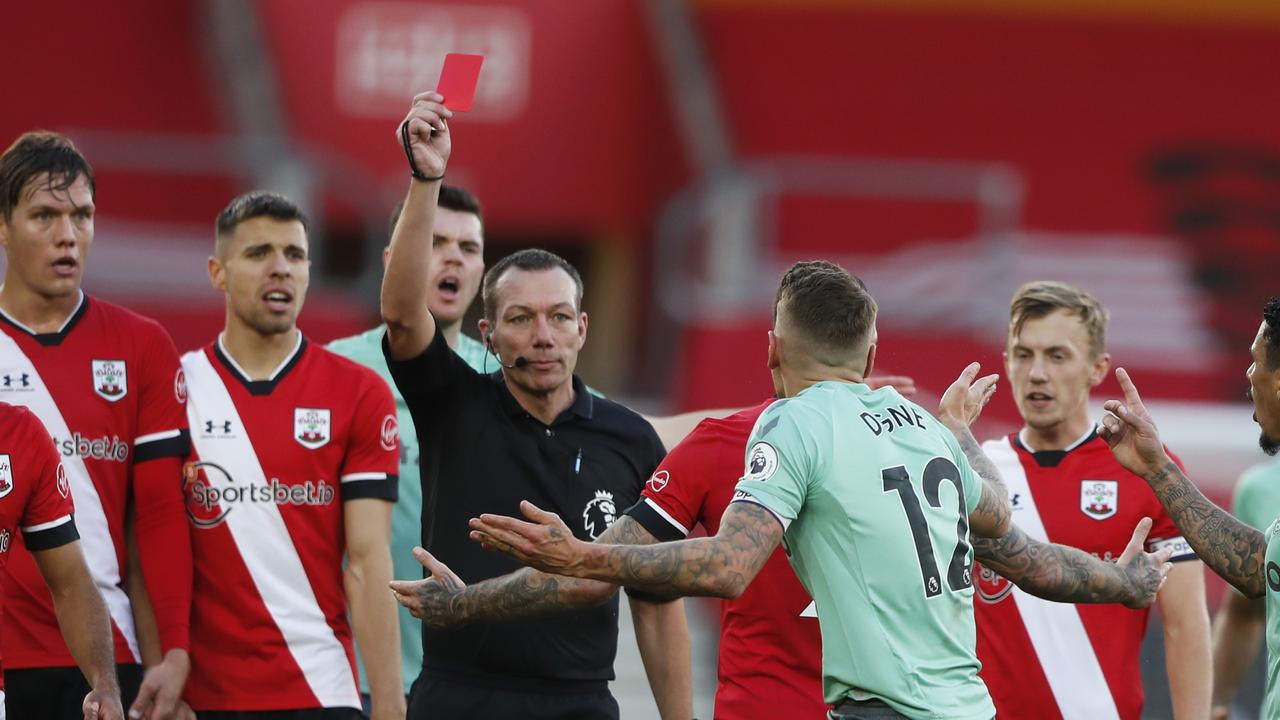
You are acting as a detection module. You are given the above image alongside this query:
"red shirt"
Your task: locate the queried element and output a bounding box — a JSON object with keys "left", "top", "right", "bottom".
{"left": 974, "top": 431, "right": 1193, "bottom": 720}
{"left": 0, "top": 403, "right": 78, "bottom": 689}
{"left": 627, "top": 401, "right": 826, "bottom": 720}
{"left": 0, "top": 294, "right": 190, "bottom": 667}
{"left": 181, "top": 337, "right": 399, "bottom": 711}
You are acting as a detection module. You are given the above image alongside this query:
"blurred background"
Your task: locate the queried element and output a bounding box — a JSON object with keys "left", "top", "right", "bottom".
{"left": 4, "top": 0, "right": 1278, "bottom": 717}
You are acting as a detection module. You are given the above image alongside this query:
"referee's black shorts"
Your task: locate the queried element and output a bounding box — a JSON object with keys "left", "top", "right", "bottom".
{"left": 408, "top": 671, "right": 619, "bottom": 720}
{"left": 4, "top": 663, "right": 142, "bottom": 719}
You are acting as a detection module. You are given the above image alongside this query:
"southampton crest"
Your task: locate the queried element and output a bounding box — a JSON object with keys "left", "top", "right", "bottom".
{"left": 294, "top": 408, "right": 331, "bottom": 449}
{"left": 1080, "top": 480, "right": 1118, "bottom": 521}
{"left": 92, "top": 360, "right": 128, "bottom": 402}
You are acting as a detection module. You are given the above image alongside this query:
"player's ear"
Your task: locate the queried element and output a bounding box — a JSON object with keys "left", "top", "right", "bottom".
{"left": 863, "top": 343, "right": 877, "bottom": 380}
{"left": 1089, "top": 351, "right": 1112, "bottom": 388}
{"left": 767, "top": 330, "right": 781, "bottom": 371}
{"left": 207, "top": 255, "right": 226, "bottom": 291}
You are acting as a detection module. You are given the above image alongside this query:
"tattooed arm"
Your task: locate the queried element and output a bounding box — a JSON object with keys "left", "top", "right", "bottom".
{"left": 1099, "top": 368, "right": 1267, "bottom": 598}
{"left": 973, "top": 518, "right": 1173, "bottom": 607}
{"left": 470, "top": 499, "right": 782, "bottom": 598}
{"left": 390, "top": 516, "right": 659, "bottom": 628}
{"left": 935, "top": 362, "right": 1011, "bottom": 538}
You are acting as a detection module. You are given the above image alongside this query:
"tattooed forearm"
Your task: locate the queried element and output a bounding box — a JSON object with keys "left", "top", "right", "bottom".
{"left": 1144, "top": 461, "right": 1266, "bottom": 598}
{"left": 952, "top": 427, "right": 1011, "bottom": 536}
{"left": 974, "top": 525, "right": 1143, "bottom": 606}
{"left": 577, "top": 502, "right": 783, "bottom": 598}
{"left": 429, "top": 516, "right": 660, "bottom": 627}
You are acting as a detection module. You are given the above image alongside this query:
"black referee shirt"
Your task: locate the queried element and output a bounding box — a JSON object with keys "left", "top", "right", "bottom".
{"left": 385, "top": 326, "right": 665, "bottom": 686}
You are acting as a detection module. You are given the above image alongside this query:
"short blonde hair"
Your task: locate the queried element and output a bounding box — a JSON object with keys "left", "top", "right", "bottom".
{"left": 1008, "top": 281, "right": 1108, "bottom": 357}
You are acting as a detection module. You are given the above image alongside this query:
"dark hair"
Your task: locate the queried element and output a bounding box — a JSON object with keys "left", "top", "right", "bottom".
{"left": 1264, "top": 297, "right": 1280, "bottom": 369}
{"left": 387, "top": 184, "right": 483, "bottom": 239}
{"left": 1008, "top": 280, "right": 1108, "bottom": 357}
{"left": 482, "top": 248, "right": 584, "bottom": 321}
{"left": 0, "top": 131, "right": 95, "bottom": 220}
{"left": 774, "top": 260, "right": 878, "bottom": 365}
{"left": 216, "top": 191, "right": 308, "bottom": 251}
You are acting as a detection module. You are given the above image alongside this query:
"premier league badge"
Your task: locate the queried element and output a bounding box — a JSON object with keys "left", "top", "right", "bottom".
{"left": 92, "top": 360, "right": 128, "bottom": 402}
{"left": 1080, "top": 480, "right": 1118, "bottom": 520}
{"left": 294, "top": 408, "right": 331, "bottom": 449}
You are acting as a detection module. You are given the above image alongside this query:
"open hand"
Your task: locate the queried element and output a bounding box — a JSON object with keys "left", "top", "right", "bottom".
{"left": 470, "top": 501, "right": 586, "bottom": 576}
{"left": 397, "top": 91, "right": 453, "bottom": 179}
{"left": 1098, "top": 368, "right": 1170, "bottom": 480}
{"left": 937, "top": 362, "right": 999, "bottom": 431}
{"left": 389, "top": 548, "right": 467, "bottom": 628}
{"left": 1114, "top": 517, "right": 1174, "bottom": 609}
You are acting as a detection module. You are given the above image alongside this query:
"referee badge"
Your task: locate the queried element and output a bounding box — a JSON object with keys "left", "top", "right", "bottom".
{"left": 294, "top": 408, "right": 331, "bottom": 449}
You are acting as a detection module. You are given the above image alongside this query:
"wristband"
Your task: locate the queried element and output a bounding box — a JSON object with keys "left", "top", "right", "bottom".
{"left": 400, "top": 119, "right": 445, "bottom": 182}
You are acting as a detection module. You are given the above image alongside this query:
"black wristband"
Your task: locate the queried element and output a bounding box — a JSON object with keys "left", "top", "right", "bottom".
{"left": 400, "top": 119, "right": 445, "bottom": 183}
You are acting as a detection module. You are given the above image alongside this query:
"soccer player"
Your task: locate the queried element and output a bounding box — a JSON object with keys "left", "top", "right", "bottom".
{"left": 1210, "top": 459, "right": 1280, "bottom": 719}
{"left": 974, "top": 282, "right": 1210, "bottom": 720}
{"left": 465, "top": 260, "right": 1018, "bottom": 719}
{"left": 0, "top": 132, "right": 191, "bottom": 719}
{"left": 397, "top": 388, "right": 1172, "bottom": 719}
{"left": 180, "top": 192, "right": 402, "bottom": 718}
{"left": 382, "top": 93, "right": 690, "bottom": 719}
{"left": 1097, "top": 297, "right": 1280, "bottom": 719}
{"left": 0, "top": 403, "right": 123, "bottom": 720}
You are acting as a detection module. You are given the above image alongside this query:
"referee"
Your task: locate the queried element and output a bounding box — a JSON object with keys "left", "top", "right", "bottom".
{"left": 380, "top": 94, "right": 691, "bottom": 718}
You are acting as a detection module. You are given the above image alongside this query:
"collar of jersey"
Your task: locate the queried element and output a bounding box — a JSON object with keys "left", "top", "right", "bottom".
{"left": 497, "top": 373, "right": 594, "bottom": 424}
{"left": 0, "top": 291, "right": 88, "bottom": 347}
{"left": 1014, "top": 424, "right": 1098, "bottom": 468}
{"left": 213, "top": 331, "right": 307, "bottom": 396}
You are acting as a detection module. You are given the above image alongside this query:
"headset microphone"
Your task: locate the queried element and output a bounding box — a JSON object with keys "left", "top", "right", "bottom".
{"left": 501, "top": 356, "right": 529, "bottom": 370}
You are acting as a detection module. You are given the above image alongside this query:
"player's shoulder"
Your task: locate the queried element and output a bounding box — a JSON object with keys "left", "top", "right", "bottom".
{"left": 87, "top": 295, "right": 172, "bottom": 338}
{"left": 326, "top": 326, "right": 382, "bottom": 355}
{"left": 0, "top": 401, "right": 40, "bottom": 435}
{"left": 308, "top": 342, "right": 391, "bottom": 388}
{"left": 1237, "top": 459, "right": 1280, "bottom": 498}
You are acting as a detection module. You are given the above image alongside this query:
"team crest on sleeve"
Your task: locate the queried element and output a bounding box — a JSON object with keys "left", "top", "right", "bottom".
{"left": 91, "top": 360, "right": 128, "bottom": 401}
{"left": 743, "top": 441, "right": 779, "bottom": 482}
{"left": 0, "top": 453, "right": 13, "bottom": 499}
{"left": 56, "top": 463, "right": 69, "bottom": 499}
{"left": 646, "top": 470, "right": 670, "bottom": 493}
{"left": 294, "top": 408, "right": 331, "bottom": 449}
{"left": 174, "top": 368, "right": 187, "bottom": 404}
{"left": 583, "top": 490, "right": 617, "bottom": 539}
{"left": 1080, "top": 480, "right": 1118, "bottom": 520}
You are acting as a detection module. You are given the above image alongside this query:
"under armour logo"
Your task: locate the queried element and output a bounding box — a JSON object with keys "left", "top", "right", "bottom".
{"left": 1010, "top": 493, "right": 1021, "bottom": 507}
{"left": 205, "top": 420, "right": 233, "bottom": 434}
{"left": 1, "top": 373, "right": 30, "bottom": 389}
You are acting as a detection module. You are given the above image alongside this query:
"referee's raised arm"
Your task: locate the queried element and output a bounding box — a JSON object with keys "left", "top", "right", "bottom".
{"left": 381, "top": 91, "right": 454, "bottom": 361}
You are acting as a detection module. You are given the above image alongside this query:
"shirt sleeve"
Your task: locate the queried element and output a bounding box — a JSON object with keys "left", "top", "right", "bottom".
{"left": 339, "top": 370, "right": 401, "bottom": 502}
{"left": 133, "top": 320, "right": 191, "bottom": 462}
{"left": 383, "top": 323, "right": 481, "bottom": 413}
{"left": 18, "top": 410, "right": 78, "bottom": 552}
{"left": 1146, "top": 449, "right": 1196, "bottom": 561}
{"left": 732, "top": 402, "right": 817, "bottom": 530}
{"left": 627, "top": 420, "right": 721, "bottom": 541}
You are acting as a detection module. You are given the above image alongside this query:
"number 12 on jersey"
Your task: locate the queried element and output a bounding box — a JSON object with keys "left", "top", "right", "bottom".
{"left": 882, "top": 458, "right": 972, "bottom": 598}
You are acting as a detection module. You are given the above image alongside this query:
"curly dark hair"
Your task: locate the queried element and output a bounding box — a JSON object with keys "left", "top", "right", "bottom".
{"left": 1263, "top": 297, "right": 1280, "bottom": 369}
{"left": 0, "top": 131, "right": 95, "bottom": 220}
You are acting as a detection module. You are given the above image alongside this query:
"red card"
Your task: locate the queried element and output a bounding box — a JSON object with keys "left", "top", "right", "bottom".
{"left": 437, "top": 53, "right": 484, "bottom": 112}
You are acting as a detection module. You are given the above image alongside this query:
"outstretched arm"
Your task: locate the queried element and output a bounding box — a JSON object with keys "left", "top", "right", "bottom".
{"left": 391, "top": 515, "right": 658, "bottom": 627}
{"left": 1100, "top": 368, "right": 1267, "bottom": 598}
{"left": 974, "top": 518, "right": 1172, "bottom": 607}
{"left": 471, "top": 500, "right": 782, "bottom": 598}
{"left": 935, "top": 362, "right": 1011, "bottom": 538}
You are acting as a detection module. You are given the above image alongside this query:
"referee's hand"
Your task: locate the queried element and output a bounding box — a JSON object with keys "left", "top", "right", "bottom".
{"left": 389, "top": 547, "right": 468, "bottom": 628}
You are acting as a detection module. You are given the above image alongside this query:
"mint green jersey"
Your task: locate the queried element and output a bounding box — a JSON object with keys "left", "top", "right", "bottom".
{"left": 327, "top": 327, "right": 491, "bottom": 694}
{"left": 735, "top": 381, "right": 994, "bottom": 720}
{"left": 1242, "top": 460, "right": 1280, "bottom": 719}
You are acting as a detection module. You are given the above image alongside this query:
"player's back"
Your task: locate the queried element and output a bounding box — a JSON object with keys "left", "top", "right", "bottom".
{"left": 737, "top": 381, "right": 992, "bottom": 720}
